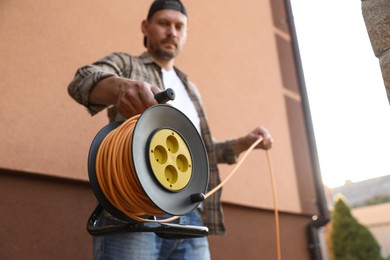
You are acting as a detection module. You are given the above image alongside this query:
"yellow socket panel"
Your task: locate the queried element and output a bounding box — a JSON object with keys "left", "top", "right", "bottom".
{"left": 149, "top": 129, "right": 193, "bottom": 191}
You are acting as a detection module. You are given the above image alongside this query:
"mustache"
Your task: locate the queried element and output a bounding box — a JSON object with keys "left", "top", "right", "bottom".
{"left": 160, "top": 37, "right": 178, "bottom": 47}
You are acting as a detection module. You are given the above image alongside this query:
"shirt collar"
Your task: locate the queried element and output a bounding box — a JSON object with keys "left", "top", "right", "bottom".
{"left": 139, "top": 51, "right": 156, "bottom": 65}
{"left": 139, "top": 51, "right": 188, "bottom": 81}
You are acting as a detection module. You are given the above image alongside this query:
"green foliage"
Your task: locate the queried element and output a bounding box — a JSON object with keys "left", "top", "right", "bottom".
{"left": 331, "top": 196, "right": 383, "bottom": 260}
{"left": 352, "top": 194, "right": 390, "bottom": 208}
{"left": 364, "top": 195, "right": 390, "bottom": 206}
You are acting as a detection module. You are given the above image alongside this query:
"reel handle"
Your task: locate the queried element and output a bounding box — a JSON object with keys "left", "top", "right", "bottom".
{"left": 154, "top": 88, "right": 175, "bottom": 103}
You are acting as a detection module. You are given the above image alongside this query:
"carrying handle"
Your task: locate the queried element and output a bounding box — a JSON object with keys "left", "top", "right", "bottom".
{"left": 154, "top": 88, "right": 175, "bottom": 103}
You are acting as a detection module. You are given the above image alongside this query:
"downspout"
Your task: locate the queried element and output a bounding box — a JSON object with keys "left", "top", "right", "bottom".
{"left": 283, "top": 1, "right": 331, "bottom": 259}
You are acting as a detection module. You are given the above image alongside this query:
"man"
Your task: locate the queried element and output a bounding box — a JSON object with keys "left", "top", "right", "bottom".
{"left": 68, "top": 0, "right": 273, "bottom": 259}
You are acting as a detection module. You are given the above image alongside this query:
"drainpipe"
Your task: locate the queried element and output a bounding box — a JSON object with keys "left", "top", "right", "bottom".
{"left": 283, "top": 1, "right": 331, "bottom": 259}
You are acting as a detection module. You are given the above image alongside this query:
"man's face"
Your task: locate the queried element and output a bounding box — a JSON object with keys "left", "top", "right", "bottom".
{"left": 143, "top": 9, "right": 188, "bottom": 61}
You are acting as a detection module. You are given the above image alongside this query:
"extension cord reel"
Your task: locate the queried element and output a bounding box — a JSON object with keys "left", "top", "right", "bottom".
{"left": 86, "top": 89, "right": 209, "bottom": 238}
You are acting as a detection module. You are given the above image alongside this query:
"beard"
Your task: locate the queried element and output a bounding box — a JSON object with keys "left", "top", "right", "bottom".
{"left": 150, "top": 37, "right": 180, "bottom": 61}
{"left": 155, "top": 48, "right": 176, "bottom": 60}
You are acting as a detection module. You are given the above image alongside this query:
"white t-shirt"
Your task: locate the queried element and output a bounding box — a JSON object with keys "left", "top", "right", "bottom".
{"left": 162, "top": 68, "right": 201, "bottom": 133}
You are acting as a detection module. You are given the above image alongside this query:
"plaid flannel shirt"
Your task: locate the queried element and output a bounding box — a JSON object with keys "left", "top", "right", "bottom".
{"left": 68, "top": 52, "right": 238, "bottom": 235}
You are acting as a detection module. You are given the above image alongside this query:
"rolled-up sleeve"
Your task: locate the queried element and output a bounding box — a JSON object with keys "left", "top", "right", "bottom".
{"left": 67, "top": 52, "right": 130, "bottom": 115}
{"left": 214, "top": 139, "right": 237, "bottom": 164}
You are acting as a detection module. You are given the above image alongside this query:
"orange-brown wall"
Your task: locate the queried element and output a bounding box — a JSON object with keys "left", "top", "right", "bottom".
{"left": 0, "top": 169, "right": 312, "bottom": 260}
{"left": 0, "top": 170, "right": 95, "bottom": 259}
{"left": 209, "top": 204, "right": 312, "bottom": 259}
{"left": 0, "top": 0, "right": 318, "bottom": 259}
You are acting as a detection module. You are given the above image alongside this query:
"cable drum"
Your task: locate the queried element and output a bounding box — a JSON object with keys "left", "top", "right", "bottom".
{"left": 88, "top": 104, "right": 209, "bottom": 222}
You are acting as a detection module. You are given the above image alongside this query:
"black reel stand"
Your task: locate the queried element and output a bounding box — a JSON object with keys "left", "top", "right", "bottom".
{"left": 86, "top": 89, "right": 210, "bottom": 239}
{"left": 87, "top": 204, "right": 208, "bottom": 239}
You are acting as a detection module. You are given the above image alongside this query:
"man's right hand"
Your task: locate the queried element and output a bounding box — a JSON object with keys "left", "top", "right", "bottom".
{"left": 90, "top": 76, "right": 161, "bottom": 118}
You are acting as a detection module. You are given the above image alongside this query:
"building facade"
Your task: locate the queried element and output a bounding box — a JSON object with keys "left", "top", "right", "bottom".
{"left": 0, "top": 0, "right": 328, "bottom": 259}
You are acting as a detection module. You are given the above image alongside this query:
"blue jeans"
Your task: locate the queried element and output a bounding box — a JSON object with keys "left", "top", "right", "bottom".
{"left": 93, "top": 210, "right": 210, "bottom": 260}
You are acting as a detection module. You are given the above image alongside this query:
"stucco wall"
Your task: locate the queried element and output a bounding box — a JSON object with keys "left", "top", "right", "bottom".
{"left": 0, "top": 0, "right": 317, "bottom": 215}
{"left": 0, "top": 0, "right": 320, "bottom": 259}
{"left": 0, "top": 170, "right": 96, "bottom": 259}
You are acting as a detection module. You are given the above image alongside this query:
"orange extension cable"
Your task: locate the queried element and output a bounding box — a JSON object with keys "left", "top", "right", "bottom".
{"left": 95, "top": 114, "right": 282, "bottom": 259}
{"left": 96, "top": 115, "right": 166, "bottom": 221}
